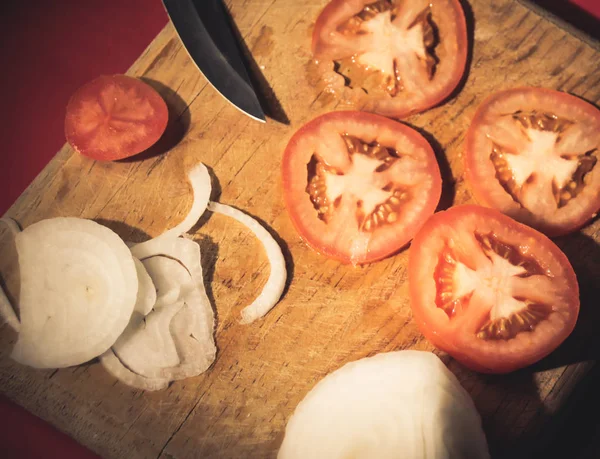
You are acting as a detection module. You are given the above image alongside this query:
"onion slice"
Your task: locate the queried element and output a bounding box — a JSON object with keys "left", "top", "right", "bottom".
{"left": 130, "top": 163, "right": 211, "bottom": 259}
{"left": 11, "top": 217, "right": 138, "bottom": 368}
{"left": 278, "top": 351, "right": 490, "bottom": 459}
{"left": 0, "top": 217, "right": 21, "bottom": 332}
{"left": 163, "top": 292, "right": 215, "bottom": 380}
{"left": 112, "top": 300, "right": 184, "bottom": 378}
{"left": 104, "top": 238, "right": 216, "bottom": 389}
{"left": 207, "top": 202, "right": 286, "bottom": 323}
{"left": 143, "top": 255, "right": 193, "bottom": 308}
{"left": 140, "top": 237, "right": 215, "bottom": 355}
{"left": 100, "top": 349, "right": 170, "bottom": 392}
{"left": 133, "top": 258, "right": 157, "bottom": 316}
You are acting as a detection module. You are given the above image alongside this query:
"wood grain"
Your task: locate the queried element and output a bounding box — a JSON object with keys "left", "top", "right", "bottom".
{"left": 1, "top": 0, "right": 599, "bottom": 457}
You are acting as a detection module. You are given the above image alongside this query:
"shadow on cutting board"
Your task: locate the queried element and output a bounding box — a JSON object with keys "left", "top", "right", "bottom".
{"left": 446, "top": 350, "right": 593, "bottom": 459}
{"left": 118, "top": 78, "right": 192, "bottom": 163}
{"left": 222, "top": 3, "right": 290, "bottom": 125}
{"left": 94, "top": 219, "right": 151, "bottom": 245}
{"left": 442, "top": 356, "right": 545, "bottom": 458}
{"left": 405, "top": 124, "right": 456, "bottom": 213}
{"left": 197, "top": 235, "right": 220, "bottom": 328}
{"left": 531, "top": 231, "right": 600, "bottom": 371}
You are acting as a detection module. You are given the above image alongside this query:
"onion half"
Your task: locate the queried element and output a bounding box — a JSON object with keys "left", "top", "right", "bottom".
{"left": 278, "top": 351, "right": 490, "bottom": 459}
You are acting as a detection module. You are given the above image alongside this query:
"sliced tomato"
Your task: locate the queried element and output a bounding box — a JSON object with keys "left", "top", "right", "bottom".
{"left": 408, "top": 205, "right": 579, "bottom": 373}
{"left": 282, "top": 111, "right": 441, "bottom": 264}
{"left": 65, "top": 75, "right": 168, "bottom": 161}
{"left": 311, "top": 0, "right": 467, "bottom": 118}
{"left": 465, "top": 87, "right": 600, "bottom": 236}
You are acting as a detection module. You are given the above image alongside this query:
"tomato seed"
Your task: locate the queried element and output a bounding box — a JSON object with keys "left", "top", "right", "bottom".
{"left": 388, "top": 196, "right": 400, "bottom": 206}
{"left": 357, "top": 0, "right": 394, "bottom": 21}
{"left": 477, "top": 301, "right": 551, "bottom": 340}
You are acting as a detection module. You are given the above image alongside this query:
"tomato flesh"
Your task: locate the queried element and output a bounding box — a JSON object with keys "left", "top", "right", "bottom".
{"left": 465, "top": 87, "right": 600, "bottom": 236}
{"left": 311, "top": 0, "right": 467, "bottom": 118}
{"left": 65, "top": 75, "right": 168, "bottom": 161}
{"left": 283, "top": 111, "right": 441, "bottom": 264}
{"left": 409, "top": 205, "right": 579, "bottom": 373}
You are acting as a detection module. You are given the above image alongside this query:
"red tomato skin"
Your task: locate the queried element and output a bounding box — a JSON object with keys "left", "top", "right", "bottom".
{"left": 282, "top": 111, "right": 442, "bottom": 264}
{"left": 465, "top": 87, "right": 600, "bottom": 237}
{"left": 311, "top": 0, "right": 469, "bottom": 118}
{"left": 408, "top": 205, "right": 580, "bottom": 374}
{"left": 64, "top": 75, "right": 168, "bottom": 161}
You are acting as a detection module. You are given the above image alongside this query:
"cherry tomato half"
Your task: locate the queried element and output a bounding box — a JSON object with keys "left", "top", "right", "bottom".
{"left": 65, "top": 75, "right": 168, "bottom": 161}
{"left": 283, "top": 111, "right": 441, "bottom": 264}
{"left": 408, "top": 205, "right": 580, "bottom": 373}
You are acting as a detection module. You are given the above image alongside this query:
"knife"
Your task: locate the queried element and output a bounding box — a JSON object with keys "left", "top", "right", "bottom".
{"left": 163, "top": 0, "right": 266, "bottom": 123}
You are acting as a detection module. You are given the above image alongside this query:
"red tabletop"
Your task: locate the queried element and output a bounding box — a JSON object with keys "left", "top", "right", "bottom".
{"left": 572, "top": 0, "right": 600, "bottom": 18}
{"left": 0, "top": 1, "right": 598, "bottom": 458}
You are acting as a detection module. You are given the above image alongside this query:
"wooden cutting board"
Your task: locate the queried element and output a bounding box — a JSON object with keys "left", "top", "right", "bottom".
{"left": 1, "top": 0, "right": 599, "bottom": 457}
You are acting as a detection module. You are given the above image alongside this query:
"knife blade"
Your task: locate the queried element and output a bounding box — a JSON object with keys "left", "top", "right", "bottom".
{"left": 163, "top": 0, "right": 266, "bottom": 123}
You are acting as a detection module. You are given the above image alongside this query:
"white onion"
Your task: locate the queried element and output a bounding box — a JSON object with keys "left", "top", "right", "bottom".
{"left": 1, "top": 161, "right": 286, "bottom": 389}
{"left": 207, "top": 202, "right": 286, "bottom": 323}
{"left": 130, "top": 163, "right": 211, "bottom": 259}
{"left": 160, "top": 241, "right": 216, "bottom": 380}
{"left": 111, "top": 300, "right": 184, "bottom": 378}
{"left": 11, "top": 218, "right": 138, "bottom": 368}
{"left": 142, "top": 255, "right": 192, "bottom": 309}
{"left": 105, "top": 237, "right": 216, "bottom": 389}
{"left": 0, "top": 217, "right": 21, "bottom": 332}
{"left": 278, "top": 351, "right": 490, "bottom": 459}
{"left": 100, "top": 348, "right": 169, "bottom": 391}
{"left": 132, "top": 258, "right": 157, "bottom": 316}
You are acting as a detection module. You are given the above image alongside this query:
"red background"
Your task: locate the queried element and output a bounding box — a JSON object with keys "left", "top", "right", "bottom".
{"left": 572, "top": 0, "right": 600, "bottom": 17}
{"left": 0, "top": 1, "right": 168, "bottom": 215}
{"left": 0, "top": 1, "right": 598, "bottom": 458}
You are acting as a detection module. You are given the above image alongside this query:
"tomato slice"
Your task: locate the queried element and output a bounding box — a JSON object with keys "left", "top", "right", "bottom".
{"left": 465, "top": 87, "right": 600, "bottom": 236}
{"left": 408, "top": 205, "right": 579, "bottom": 373}
{"left": 65, "top": 75, "right": 168, "bottom": 161}
{"left": 282, "top": 111, "right": 441, "bottom": 264}
{"left": 311, "top": 0, "right": 467, "bottom": 118}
